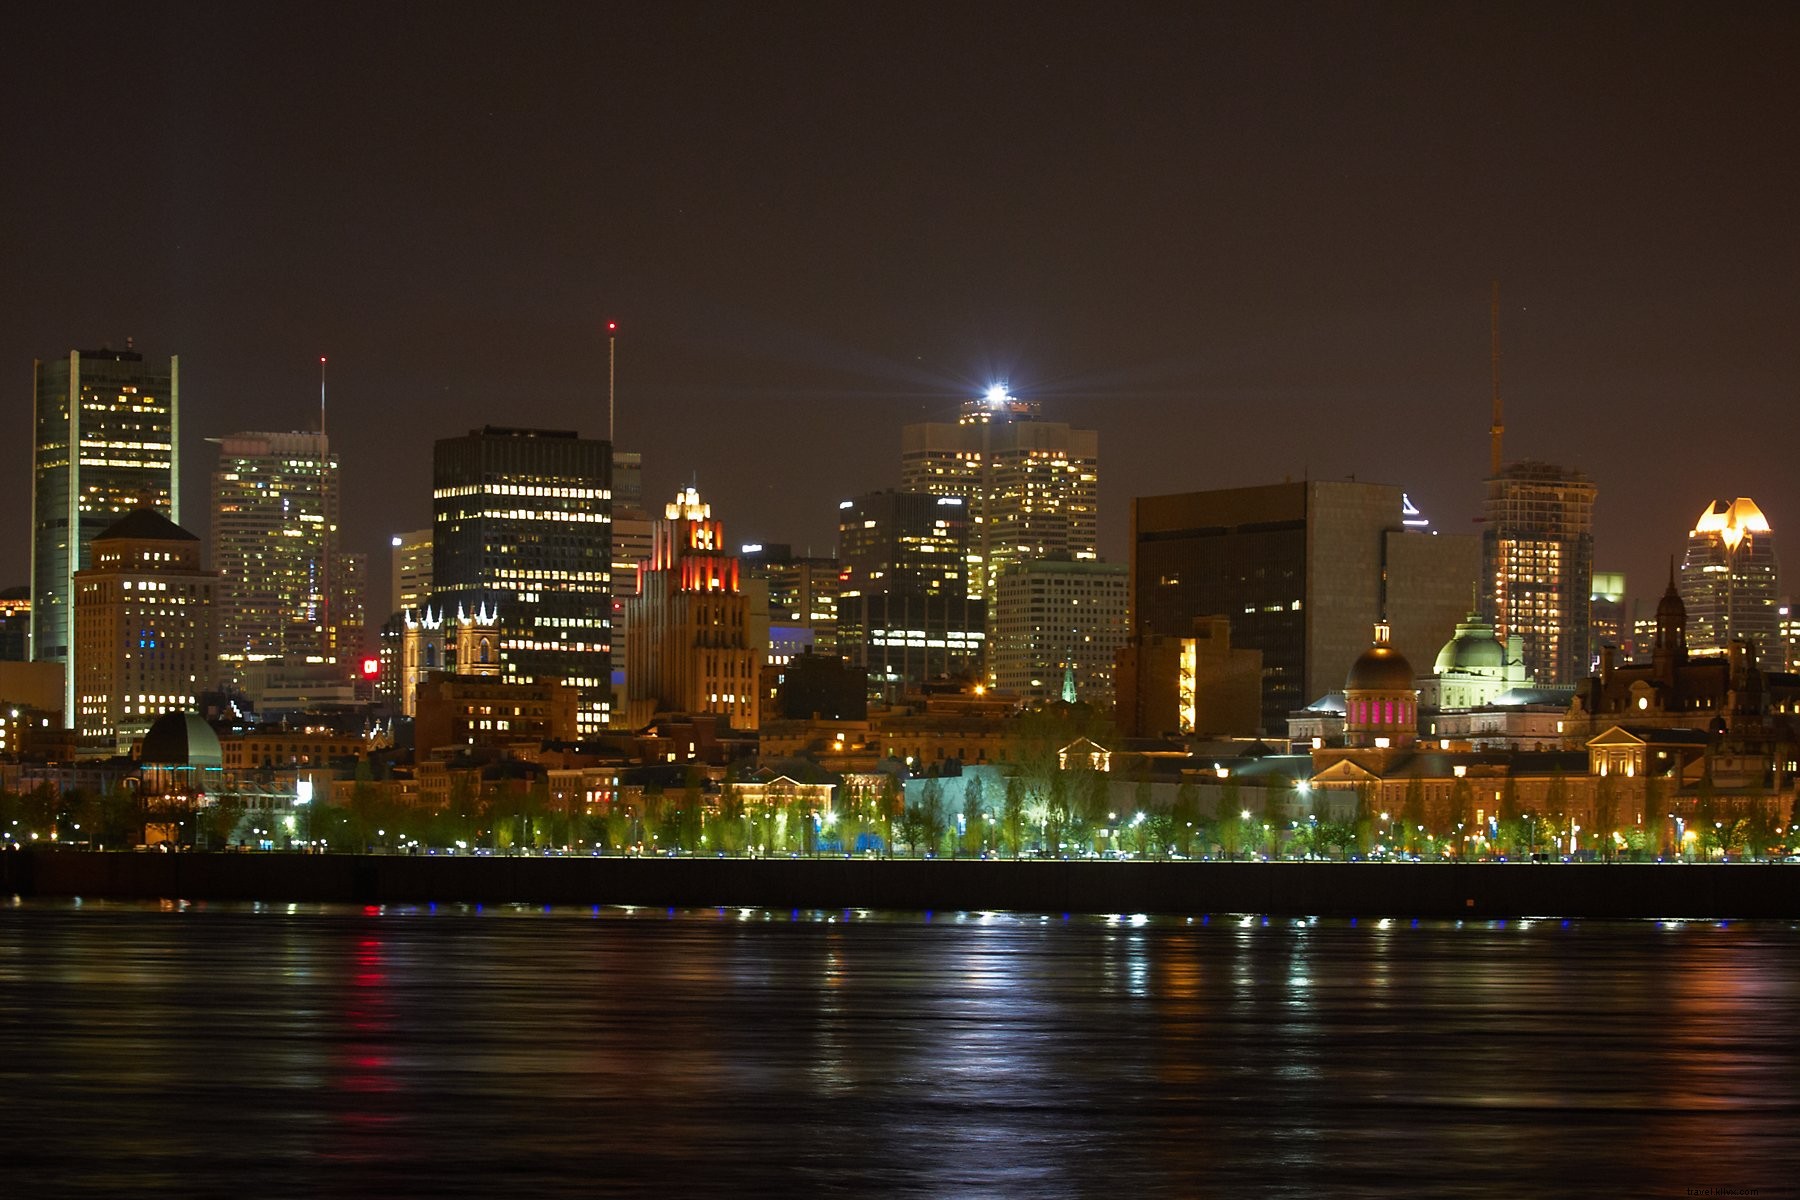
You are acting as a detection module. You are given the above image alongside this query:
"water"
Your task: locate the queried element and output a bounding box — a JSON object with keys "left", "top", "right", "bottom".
{"left": 3, "top": 901, "right": 1798, "bottom": 1197}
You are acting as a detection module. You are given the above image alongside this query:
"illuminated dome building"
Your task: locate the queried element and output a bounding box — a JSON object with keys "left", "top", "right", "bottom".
{"left": 1679, "top": 498, "right": 1780, "bottom": 670}
{"left": 1343, "top": 622, "right": 1416, "bottom": 748}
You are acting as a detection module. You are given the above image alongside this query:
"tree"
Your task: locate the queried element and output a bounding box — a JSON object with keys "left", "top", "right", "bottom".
{"left": 1172, "top": 780, "right": 1201, "bottom": 858}
{"left": 1002, "top": 775, "right": 1026, "bottom": 858}
{"left": 959, "top": 774, "right": 986, "bottom": 857}
{"left": 1592, "top": 774, "right": 1620, "bottom": 863}
{"left": 1401, "top": 775, "right": 1427, "bottom": 856}
{"left": 877, "top": 773, "right": 905, "bottom": 858}
{"left": 1351, "top": 782, "right": 1377, "bottom": 859}
{"left": 1640, "top": 775, "right": 1668, "bottom": 859}
{"left": 1496, "top": 777, "right": 1525, "bottom": 858}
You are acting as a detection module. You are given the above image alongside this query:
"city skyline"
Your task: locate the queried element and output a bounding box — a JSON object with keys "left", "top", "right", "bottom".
{"left": 3, "top": 6, "right": 1796, "bottom": 618}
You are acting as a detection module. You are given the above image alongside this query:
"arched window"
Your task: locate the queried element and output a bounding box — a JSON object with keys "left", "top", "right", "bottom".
{"left": 479, "top": 637, "right": 491, "bottom": 664}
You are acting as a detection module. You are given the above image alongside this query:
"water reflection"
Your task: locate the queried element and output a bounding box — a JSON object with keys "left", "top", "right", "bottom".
{"left": 1, "top": 903, "right": 1797, "bottom": 1196}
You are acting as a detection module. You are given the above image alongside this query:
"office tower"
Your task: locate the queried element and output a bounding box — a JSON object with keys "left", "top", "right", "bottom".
{"left": 333, "top": 550, "right": 367, "bottom": 663}
{"left": 31, "top": 345, "right": 179, "bottom": 719}
{"left": 1481, "top": 460, "right": 1595, "bottom": 687}
{"left": 211, "top": 432, "right": 343, "bottom": 688}
{"left": 1590, "top": 571, "right": 1628, "bottom": 666}
{"left": 1779, "top": 600, "right": 1800, "bottom": 673}
{"left": 390, "top": 528, "right": 433, "bottom": 615}
{"left": 900, "top": 386, "right": 1098, "bottom": 602}
{"left": 1679, "top": 498, "right": 1780, "bottom": 669}
{"left": 72, "top": 508, "right": 216, "bottom": 749}
{"left": 1132, "top": 481, "right": 1476, "bottom": 733}
{"left": 623, "top": 487, "right": 759, "bottom": 730}
{"left": 835, "top": 489, "right": 985, "bottom": 698}
{"left": 431, "top": 426, "right": 612, "bottom": 735}
{"left": 0, "top": 587, "right": 28, "bottom": 662}
{"left": 741, "top": 543, "right": 840, "bottom": 667}
{"left": 990, "top": 558, "right": 1128, "bottom": 707}
{"left": 607, "top": 450, "right": 654, "bottom": 702}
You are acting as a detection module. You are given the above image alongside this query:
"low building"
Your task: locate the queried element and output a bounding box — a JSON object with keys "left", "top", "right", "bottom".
{"left": 414, "top": 672, "right": 579, "bottom": 752}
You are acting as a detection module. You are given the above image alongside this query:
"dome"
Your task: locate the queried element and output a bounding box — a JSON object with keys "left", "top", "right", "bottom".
{"left": 1432, "top": 611, "right": 1505, "bottom": 675}
{"left": 1346, "top": 641, "right": 1415, "bottom": 692}
{"left": 140, "top": 712, "right": 223, "bottom": 768}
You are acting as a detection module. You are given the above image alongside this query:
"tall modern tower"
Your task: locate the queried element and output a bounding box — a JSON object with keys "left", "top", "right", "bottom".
{"left": 1679, "top": 497, "right": 1779, "bottom": 668}
{"left": 32, "top": 345, "right": 179, "bottom": 721}
{"left": 900, "top": 386, "right": 1098, "bottom": 603}
{"left": 431, "top": 426, "right": 612, "bottom": 735}
{"left": 211, "top": 431, "right": 343, "bottom": 689}
{"left": 1481, "top": 460, "right": 1596, "bottom": 687}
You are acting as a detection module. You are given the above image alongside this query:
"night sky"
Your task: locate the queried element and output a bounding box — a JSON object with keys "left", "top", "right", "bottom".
{"left": 5, "top": 4, "right": 1796, "bottom": 618}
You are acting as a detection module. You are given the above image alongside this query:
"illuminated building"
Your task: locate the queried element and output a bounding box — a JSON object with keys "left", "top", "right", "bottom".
{"left": 1342, "top": 623, "right": 1416, "bottom": 749}
{"left": 742, "top": 544, "right": 839, "bottom": 666}
{"left": 398, "top": 603, "right": 501, "bottom": 716}
{"left": 1678, "top": 498, "right": 1779, "bottom": 669}
{"left": 1782, "top": 601, "right": 1800, "bottom": 673}
{"left": 900, "top": 386, "right": 1098, "bottom": 603}
{"left": 31, "top": 344, "right": 179, "bottom": 720}
{"left": 990, "top": 558, "right": 1127, "bottom": 707}
{"left": 607, "top": 450, "right": 654, "bottom": 699}
{"left": 72, "top": 508, "right": 216, "bottom": 751}
{"left": 211, "top": 432, "right": 360, "bottom": 690}
{"left": 431, "top": 426, "right": 612, "bottom": 735}
{"left": 1589, "top": 571, "right": 1628, "bottom": 667}
{"left": 390, "top": 527, "right": 433, "bottom": 615}
{"left": 623, "top": 487, "right": 759, "bottom": 730}
{"left": 1133, "top": 481, "right": 1476, "bottom": 733}
{"left": 835, "top": 490, "right": 984, "bottom": 699}
{"left": 414, "top": 670, "right": 579, "bottom": 751}
{"left": 1115, "top": 616, "right": 1262, "bottom": 738}
{"left": 1481, "top": 460, "right": 1595, "bottom": 686}
{"left": 0, "top": 587, "right": 27, "bottom": 662}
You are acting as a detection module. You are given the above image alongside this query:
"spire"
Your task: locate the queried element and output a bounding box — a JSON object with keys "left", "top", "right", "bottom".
{"left": 1489, "top": 280, "right": 1504, "bottom": 478}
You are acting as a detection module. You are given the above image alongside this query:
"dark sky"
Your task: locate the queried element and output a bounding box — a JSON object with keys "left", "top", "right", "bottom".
{"left": 5, "top": 3, "right": 1797, "bottom": 618}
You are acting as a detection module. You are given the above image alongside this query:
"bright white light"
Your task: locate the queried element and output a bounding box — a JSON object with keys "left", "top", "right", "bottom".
{"left": 985, "top": 384, "right": 1010, "bottom": 406}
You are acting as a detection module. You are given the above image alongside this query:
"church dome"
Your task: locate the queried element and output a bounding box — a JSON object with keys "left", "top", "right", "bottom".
{"left": 1346, "top": 634, "right": 1415, "bottom": 693}
{"left": 1433, "top": 611, "right": 1505, "bottom": 674}
{"left": 140, "top": 712, "right": 223, "bottom": 768}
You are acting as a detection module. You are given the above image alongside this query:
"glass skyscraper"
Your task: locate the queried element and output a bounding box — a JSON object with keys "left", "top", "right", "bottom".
{"left": 1679, "top": 497, "right": 1779, "bottom": 669}
{"left": 431, "top": 426, "right": 612, "bottom": 734}
{"left": 32, "top": 346, "right": 179, "bottom": 720}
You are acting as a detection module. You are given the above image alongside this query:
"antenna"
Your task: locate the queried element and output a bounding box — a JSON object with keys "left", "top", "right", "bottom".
{"left": 606, "top": 320, "right": 618, "bottom": 442}
{"left": 1489, "top": 281, "right": 1503, "bottom": 478}
{"left": 318, "top": 355, "right": 331, "bottom": 659}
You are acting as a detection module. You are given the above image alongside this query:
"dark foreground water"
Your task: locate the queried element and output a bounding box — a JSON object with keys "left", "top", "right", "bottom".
{"left": 3, "top": 901, "right": 1798, "bottom": 1198}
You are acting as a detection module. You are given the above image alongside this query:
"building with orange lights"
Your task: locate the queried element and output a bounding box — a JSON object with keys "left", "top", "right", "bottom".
{"left": 1679, "top": 497, "right": 1780, "bottom": 669}
{"left": 622, "top": 487, "right": 760, "bottom": 731}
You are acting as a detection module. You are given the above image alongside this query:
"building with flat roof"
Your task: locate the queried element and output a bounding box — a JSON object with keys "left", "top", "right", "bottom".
{"left": 990, "top": 558, "right": 1128, "bottom": 708}
{"left": 431, "top": 426, "right": 612, "bottom": 735}
{"left": 32, "top": 345, "right": 179, "bottom": 719}
{"left": 1132, "top": 480, "right": 1475, "bottom": 733}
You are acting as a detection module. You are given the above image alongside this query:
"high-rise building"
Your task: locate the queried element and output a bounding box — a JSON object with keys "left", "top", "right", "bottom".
{"left": 1132, "top": 481, "right": 1476, "bottom": 733}
{"left": 1590, "top": 570, "right": 1628, "bottom": 666}
{"left": 390, "top": 527, "right": 433, "bottom": 616}
{"left": 607, "top": 449, "right": 654, "bottom": 702}
{"left": 1679, "top": 498, "right": 1780, "bottom": 669}
{"left": 900, "top": 387, "right": 1097, "bottom": 602}
{"left": 742, "top": 543, "right": 840, "bottom": 666}
{"left": 431, "top": 426, "right": 612, "bottom": 735}
{"left": 1481, "top": 460, "right": 1596, "bottom": 687}
{"left": 211, "top": 432, "right": 343, "bottom": 689}
{"left": 990, "top": 558, "right": 1129, "bottom": 708}
{"left": 836, "top": 489, "right": 984, "bottom": 699}
{"left": 623, "top": 487, "right": 759, "bottom": 730}
{"left": 1779, "top": 600, "right": 1800, "bottom": 673}
{"left": 72, "top": 509, "right": 216, "bottom": 750}
{"left": 31, "top": 345, "right": 179, "bottom": 720}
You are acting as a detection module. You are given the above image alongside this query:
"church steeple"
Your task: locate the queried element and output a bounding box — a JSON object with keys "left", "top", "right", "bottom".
{"left": 1653, "top": 555, "right": 1687, "bottom": 676}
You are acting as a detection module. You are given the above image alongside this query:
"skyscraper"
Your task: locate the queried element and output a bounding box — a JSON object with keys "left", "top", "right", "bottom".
{"left": 623, "top": 486, "right": 758, "bottom": 730}
{"left": 31, "top": 345, "right": 179, "bottom": 720}
{"left": 1679, "top": 497, "right": 1779, "bottom": 668}
{"left": 431, "top": 426, "right": 612, "bottom": 735}
{"left": 390, "top": 527, "right": 433, "bottom": 616}
{"left": 607, "top": 449, "right": 654, "bottom": 701}
{"left": 1481, "top": 460, "right": 1595, "bottom": 687}
{"left": 211, "top": 431, "right": 342, "bottom": 689}
{"left": 900, "top": 387, "right": 1098, "bottom": 602}
{"left": 990, "top": 558, "right": 1128, "bottom": 707}
{"left": 1133, "top": 481, "right": 1476, "bottom": 732}
{"left": 835, "top": 489, "right": 985, "bottom": 698}
{"left": 72, "top": 508, "right": 215, "bottom": 749}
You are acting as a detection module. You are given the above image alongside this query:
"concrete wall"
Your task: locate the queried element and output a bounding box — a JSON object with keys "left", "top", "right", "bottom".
{"left": 7, "top": 849, "right": 1799, "bottom": 919}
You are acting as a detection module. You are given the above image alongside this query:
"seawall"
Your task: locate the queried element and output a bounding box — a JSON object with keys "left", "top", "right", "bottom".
{"left": 6, "top": 850, "right": 1800, "bottom": 918}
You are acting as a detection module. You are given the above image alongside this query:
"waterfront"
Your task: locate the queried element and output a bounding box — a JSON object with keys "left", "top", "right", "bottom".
{"left": 3, "top": 900, "right": 1798, "bottom": 1197}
